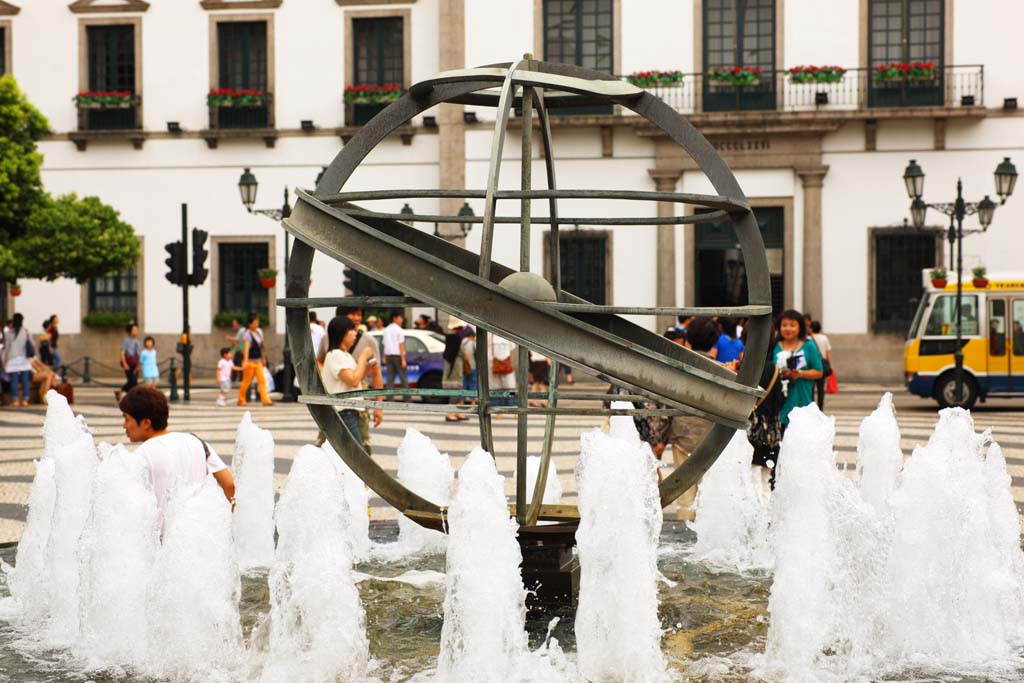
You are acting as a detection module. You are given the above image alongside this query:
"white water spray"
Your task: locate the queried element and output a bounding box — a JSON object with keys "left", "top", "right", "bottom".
{"left": 76, "top": 443, "right": 158, "bottom": 667}
{"left": 575, "top": 428, "right": 668, "bottom": 683}
{"left": 396, "top": 428, "right": 453, "bottom": 554}
{"left": 691, "top": 431, "right": 771, "bottom": 571}
{"left": 262, "top": 444, "right": 369, "bottom": 682}
{"left": 232, "top": 412, "right": 276, "bottom": 569}
{"left": 146, "top": 480, "right": 242, "bottom": 679}
{"left": 855, "top": 392, "right": 903, "bottom": 515}
{"left": 437, "top": 448, "right": 531, "bottom": 683}
{"left": 7, "top": 457, "right": 56, "bottom": 624}
{"left": 321, "top": 441, "right": 371, "bottom": 562}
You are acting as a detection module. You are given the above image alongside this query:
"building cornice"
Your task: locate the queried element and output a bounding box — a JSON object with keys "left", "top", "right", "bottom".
{"left": 200, "top": 0, "right": 281, "bottom": 10}
{"left": 68, "top": 0, "right": 149, "bottom": 13}
{"left": 0, "top": 2, "right": 19, "bottom": 16}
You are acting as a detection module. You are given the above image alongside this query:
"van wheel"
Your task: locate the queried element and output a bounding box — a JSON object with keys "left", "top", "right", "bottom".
{"left": 934, "top": 371, "right": 979, "bottom": 410}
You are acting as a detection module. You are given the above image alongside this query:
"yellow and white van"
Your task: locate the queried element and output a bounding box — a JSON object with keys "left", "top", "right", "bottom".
{"left": 904, "top": 271, "right": 1024, "bottom": 408}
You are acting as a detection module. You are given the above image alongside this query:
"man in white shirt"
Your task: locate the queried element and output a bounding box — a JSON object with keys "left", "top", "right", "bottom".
{"left": 120, "top": 386, "right": 235, "bottom": 527}
{"left": 381, "top": 312, "right": 408, "bottom": 398}
{"left": 309, "top": 311, "right": 326, "bottom": 356}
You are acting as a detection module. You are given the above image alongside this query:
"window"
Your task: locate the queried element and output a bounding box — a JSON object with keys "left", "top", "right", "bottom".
{"left": 353, "top": 18, "right": 403, "bottom": 86}
{"left": 924, "top": 294, "right": 978, "bottom": 337}
{"left": 88, "top": 267, "right": 137, "bottom": 315}
{"left": 873, "top": 230, "right": 936, "bottom": 332}
{"left": 703, "top": 0, "right": 776, "bottom": 111}
{"left": 559, "top": 231, "right": 608, "bottom": 305}
{"left": 543, "top": 0, "right": 613, "bottom": 73}
{"left": 405, "top": 337, "right": 427, "bottom": 354}
{"left": 868, "top": 0, "right": 943, "bottom": 107}
{"left": 217, "top": 21, "right": 268, "bottom": 128}
{"left": 0, "top": 26, "right": 6, "bottom": 75}
{"left": 85, "top": 24, "right": 137, "bottom": 130}
{"left": 695, "top": 207, "right": 784, "bottom": 315}
{"left": 218, "top": 243, "right": 268, "bottom": 317}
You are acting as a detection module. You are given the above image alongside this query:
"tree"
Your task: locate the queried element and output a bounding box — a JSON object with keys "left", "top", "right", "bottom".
{"left": 0, "top": 75, "right": 141, "bottom": 284}
{"left": 13, "top": 194, "right": 141, "bottom": 283}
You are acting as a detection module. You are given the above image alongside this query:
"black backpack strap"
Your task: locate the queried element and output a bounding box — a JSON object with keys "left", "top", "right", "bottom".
{"left": 189, "top": 432, "right": 211, "bottom": 460}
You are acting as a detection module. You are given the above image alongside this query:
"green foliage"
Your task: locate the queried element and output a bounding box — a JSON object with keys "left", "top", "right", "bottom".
{"left": 14, "top": 194, "right": 141, "bottom": 283}
{"left": 214, "top": 311, "right": 268, "bottom": 328}
{"left": 0, "top": 75, "right": 49, "bottom": 245}
{"left": 83, "top": 311, "right": 136, "bottom": 328}
{"left": 256, "top": 267, "right": 278, "bottom": 279}
{"left": 972, "top": 265, "right": 987, "bottom": 278}
{"left": 0, "top": 243, "right": 15, "bottom": 282}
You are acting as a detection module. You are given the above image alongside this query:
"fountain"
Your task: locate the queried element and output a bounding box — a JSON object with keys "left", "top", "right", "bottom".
{"left": 232, "top": 412, "right": 276, "bottom": 570}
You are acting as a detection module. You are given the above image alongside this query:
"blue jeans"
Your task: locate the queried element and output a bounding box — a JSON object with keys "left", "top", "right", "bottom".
{"left": 463, "top": 370, "right": 478, "bottom": 392}
{"left": 340, "top": 409, "right": 364, "bottom": 444}
{"left": 51, "top": 349, "right": 62, "bottom": 370}
{"left": 9, "top": 370, "right": 31, "bottom": 402}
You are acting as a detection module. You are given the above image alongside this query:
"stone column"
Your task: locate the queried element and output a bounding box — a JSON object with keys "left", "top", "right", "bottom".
{"left": 797, "top": 166, "right": 829, "bottom": 322}
{"left": 648, "top": 168, "right": 683, "bottom": 332}
{"left": 438, "top": 0, "right": 466, "bottom": 246}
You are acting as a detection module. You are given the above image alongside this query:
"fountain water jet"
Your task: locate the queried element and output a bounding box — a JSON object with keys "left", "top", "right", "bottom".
{"left": 396, "top": 428, "right": 453, "bottom": 555}
{"left": 262, "top": 444, "right": 369, "bottom": 682}
{"left": 232, "top": 412, "right": 276, "bottom": 569}
{"left": 322, "top": 441, "right": 371, "bottom": 561}
{"left": 575, "top": 428, "right": 668, "bottom": 683}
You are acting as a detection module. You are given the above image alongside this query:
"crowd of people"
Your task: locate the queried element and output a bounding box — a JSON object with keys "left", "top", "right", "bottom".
{"left": 1, "top": 312, "right": 63, "bottom": 407}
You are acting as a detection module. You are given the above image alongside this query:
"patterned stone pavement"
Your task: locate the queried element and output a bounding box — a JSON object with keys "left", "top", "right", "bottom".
{"left": 1, "top": 381, "right": 1023, "bottom": 544}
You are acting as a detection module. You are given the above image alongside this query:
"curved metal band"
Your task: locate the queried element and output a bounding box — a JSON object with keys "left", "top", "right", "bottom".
{"left": 339, "top": 208, "right": 729, "bottom": 226}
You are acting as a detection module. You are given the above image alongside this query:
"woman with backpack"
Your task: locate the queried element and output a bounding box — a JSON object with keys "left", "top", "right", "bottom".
{"left": 3, "top": 313, "right": 34, "bottom": 407}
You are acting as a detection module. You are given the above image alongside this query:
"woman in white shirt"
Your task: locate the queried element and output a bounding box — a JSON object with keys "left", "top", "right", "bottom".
{"left": 2, "top": 313, "right": 34, "bottom": 407}
{"left": 321, "top": 316, "right": 376, "bottom": 444}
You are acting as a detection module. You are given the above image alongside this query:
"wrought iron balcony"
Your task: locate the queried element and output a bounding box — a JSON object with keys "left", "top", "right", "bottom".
{"left": 209, "top": 91, "right": 273, "bottom": 130}
{"left": 615, "top": 64, "right": 984, "bottom": 115}
{"left": 76, "top": 94, "right": 141, "bottom": 131}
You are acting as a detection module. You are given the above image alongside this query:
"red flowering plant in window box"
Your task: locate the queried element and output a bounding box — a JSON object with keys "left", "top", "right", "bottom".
{"left": 873, "top": 61, "right": 937, "bottom": 83}
{"left": 207, "top": 88, "right": 266, "bottom": 107}
{"left": 706, "top": 66, "right": 762, "bottom": 87}
{"left": 788, "top": 65, "right": 847, "bottom": 84}
{"left": 625, "top": 70, "right": 684, "bottom": 88}
{"left": 72, "top": 90, "right": 138, "bottom": 109}
{"left": 344, "top": 83, "right": 405, "bottom": 105}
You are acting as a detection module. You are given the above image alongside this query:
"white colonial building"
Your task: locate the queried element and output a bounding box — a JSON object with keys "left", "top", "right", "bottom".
{"left": 5, "top": 0, "right": 1023, "bottom": 380}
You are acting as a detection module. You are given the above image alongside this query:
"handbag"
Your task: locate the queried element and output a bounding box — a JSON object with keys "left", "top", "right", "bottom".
{"left": 490, "top": 338, "right": 514, "bottom": 375}
{"left": 24, "top": 333, "right": 35, "bottom": 359}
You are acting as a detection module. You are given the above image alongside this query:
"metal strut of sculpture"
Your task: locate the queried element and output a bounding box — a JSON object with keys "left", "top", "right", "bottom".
{"left": 281, "top": 58, "right": 770, "bottom": 536}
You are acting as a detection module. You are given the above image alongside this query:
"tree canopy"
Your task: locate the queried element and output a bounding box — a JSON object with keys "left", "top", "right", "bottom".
{"left": 0, "top": 75, "right": 139, "bottom": 284}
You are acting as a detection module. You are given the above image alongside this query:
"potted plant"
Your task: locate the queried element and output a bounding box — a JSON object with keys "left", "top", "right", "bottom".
{"left": 257, "top": 267, "right": 278, "bottom": 289}
{"left": 873, "top": 61, "right": 937, "bottom": 83}
{"left": 972, "top": 266, "right": 989, "bottom": 288}
{"left": 929, "top": 267, "right": 947, "bottom": 289}
{"left": 8, "top": 281, "right": 21, "bottom": 297}
{"left": 207, "top": 87, "right": 266, "bottom": 108}
{"left": 625, "top": 70, "right": 684, "bottom": 88}
{"left": 787, "top": 65, "right": 847, "bottom": 84}
{"left": 344, "top": 83, "right": 405, "bottom": 125}
{"left": 706, "top": 66, "right": 762, "bottom": 87}
{"left": 72, "top": 90, "right": 138, "bottom": 109}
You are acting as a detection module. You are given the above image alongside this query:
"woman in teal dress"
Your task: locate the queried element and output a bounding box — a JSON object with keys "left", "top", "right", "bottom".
{"left": 774, "top": 309, "right": 824, "bottom": 427}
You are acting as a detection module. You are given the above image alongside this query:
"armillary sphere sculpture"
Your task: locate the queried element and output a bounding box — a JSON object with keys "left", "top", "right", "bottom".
{"left": 281, "top": 58, "right": 770, "bottom": 549}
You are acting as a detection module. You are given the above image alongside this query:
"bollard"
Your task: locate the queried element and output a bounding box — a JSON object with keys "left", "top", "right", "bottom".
{"left": 82, "top": 356, "right": 91, "bottom": 383}
{"left": 168, "top": 357, "right": 179, "bottom": 402}
{"left": 59, "top": 364, "right": 68, "bottom": 383}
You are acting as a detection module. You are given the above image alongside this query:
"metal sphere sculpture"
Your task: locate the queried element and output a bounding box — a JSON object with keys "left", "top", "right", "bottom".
{"left": 282, "top": 58, "right": 770, "bottom": 535}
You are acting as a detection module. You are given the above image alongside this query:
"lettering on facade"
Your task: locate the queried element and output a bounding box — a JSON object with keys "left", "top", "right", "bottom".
{"left": 710, "top": 138, "right": 771, "bottom": 152}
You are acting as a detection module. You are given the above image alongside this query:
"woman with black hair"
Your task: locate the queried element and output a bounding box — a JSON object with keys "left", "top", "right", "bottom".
{"left": 774, "top": 309, "right": 823, "bottom": 427}
{"left": 745, "top": 319, "right": 784, "bottom": 489}
{"left": 321, "top": 315, "right": 376, "bottom": 444}
{"left": 2, "top": 313, "right": 33, "bottom": 407}
{"left": 238, "top": 313, "right": 272, "bottom": 406}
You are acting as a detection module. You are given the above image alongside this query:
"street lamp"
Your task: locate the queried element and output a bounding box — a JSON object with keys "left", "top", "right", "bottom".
{"left": 237, "top": 167, "right": 298, "bottom": 402}
{"left": 903, "top": 157, "right": 1017, "bottom": 407}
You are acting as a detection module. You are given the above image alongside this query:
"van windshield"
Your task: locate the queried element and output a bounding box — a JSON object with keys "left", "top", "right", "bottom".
{"left": 908, "top": 293, "right": 929, "bottom": 340}
{"left": 923, "top": 294, "right": 980, "bottom": 337}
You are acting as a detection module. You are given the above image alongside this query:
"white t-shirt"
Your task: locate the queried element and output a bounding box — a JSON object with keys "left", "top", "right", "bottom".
{"left": 382, "top": 322, "right": 405, "bottom": 356}
{"left": 134, "top": 432, "right": 228, "bottom": 524}
{"left": 217, "top": 357, "right": 234, "bottom": 382}
{"left": 321, "top": 349, "right": 363, "bottom": 407}
{"left": 812, "top": 332, "right": 831, "bottom": 355}
{"left": 309, "top": 322, "right": 326, "bottom": 356}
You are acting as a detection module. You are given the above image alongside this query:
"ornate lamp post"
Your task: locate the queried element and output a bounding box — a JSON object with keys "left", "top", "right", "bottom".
{"left": 903, "top": 157, "right": 1017, "bottom": 406}
{"left": 238, "top": 167, "right": 298, "bottom": 402}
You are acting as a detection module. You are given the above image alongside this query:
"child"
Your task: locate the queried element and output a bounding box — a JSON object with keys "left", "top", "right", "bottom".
{"left": 140, "top": 336, "right": 159, "bottom": 386}
{"left": 216, "top": 346, "right": 241, "bottom": 406}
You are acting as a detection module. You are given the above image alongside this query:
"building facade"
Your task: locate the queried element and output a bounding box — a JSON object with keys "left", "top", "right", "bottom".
{"left": 5, "top": 0, "right": 1023, "bottom": 380}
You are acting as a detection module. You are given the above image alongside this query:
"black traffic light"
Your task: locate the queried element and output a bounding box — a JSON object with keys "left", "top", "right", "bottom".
{"left": 164, "top": 240, "right": 186, "bottom": 286}
{"left": 189, "top": 228, "right": 209, "bottom": 286}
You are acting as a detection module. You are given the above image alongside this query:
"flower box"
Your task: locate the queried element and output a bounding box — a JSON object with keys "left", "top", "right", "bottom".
{"left": 626, "top": 70, "right": 684, "bottom": 88}
{"left": 706, "top": 66, "right": 762, "bottom": 87}
{"left": 931, "top": 278, "right": 948, "bottom": 289}
{"left": 260, "top": 278, "right": 276, "bottom": 289}
{"left": 873, "top": 61, "right": 937, "bottom": 83}
{"left": 73, "top": 91, "right": 138, "bottom": 108}
{"left": 9, "top": 285, "right": 21, "bottom": 297}
{"left": 972, "top": 278, "right": 989, "bottom": 288}
{"left": 788, "top": 65, "right": 847, "bottom": 84}
{"left": 343, "top": 83, "right": 404, "bottom": 105}
{"left": 207, "top": 88, "right": 266, "bottom": 108}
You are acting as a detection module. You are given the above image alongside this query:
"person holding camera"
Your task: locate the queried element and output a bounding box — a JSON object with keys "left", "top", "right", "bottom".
{"left": 321, "top": 315, "right": 377, "bottom": 445}
{"left": 774, "top": 309, "right": 824, "bottom": 428}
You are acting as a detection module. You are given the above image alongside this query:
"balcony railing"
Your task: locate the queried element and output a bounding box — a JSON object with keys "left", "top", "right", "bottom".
{"left": 76, "top": 96, "right": 141, "bottom": 131}
{"left": 615, "top": 64, "right": 983, "bottom": 115}
{"left": 209, "top": 92, "right": 272, "bottom": 130}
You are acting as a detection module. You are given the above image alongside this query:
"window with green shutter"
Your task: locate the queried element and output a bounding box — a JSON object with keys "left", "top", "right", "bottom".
{"left": 88, "top": 267, "right": 138, "bottom": 315}
{"left": 86, "top": 24, "right": 136, "bottom": 130}
{"left": 219, "top": 243, "right": 269, "bottom": 317}
{"left": 543, "top": 0, "right": 613, "bottom": 115}
{"left": 702, "top": 0, "right": 776, "bottom": 112}
{"left": 217, "top": 21, "right": 268, "bottom": 128}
